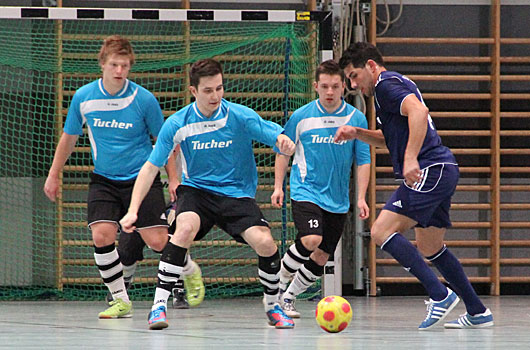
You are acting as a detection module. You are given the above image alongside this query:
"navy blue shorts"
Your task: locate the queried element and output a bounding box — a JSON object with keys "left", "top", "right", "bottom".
{"left": 383, "top": 163, "right": 459, "bottom": 228}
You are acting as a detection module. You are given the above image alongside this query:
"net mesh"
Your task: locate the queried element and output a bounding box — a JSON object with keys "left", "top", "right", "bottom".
{"left": 0, "top": 18, "right": 318, "bottom": 300}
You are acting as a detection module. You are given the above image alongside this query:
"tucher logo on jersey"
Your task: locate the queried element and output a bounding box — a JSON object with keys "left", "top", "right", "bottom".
{"left": 191, "top": 139, "right": 233, "bottom": 150}
{"left": 311, "top": 134, "right": 346, "bottom": 145}
{"left": 93, "top": 118, "right": 133, "bottom": 129}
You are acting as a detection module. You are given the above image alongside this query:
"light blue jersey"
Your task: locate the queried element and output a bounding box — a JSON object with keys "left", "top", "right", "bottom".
{"left": 278, "top": 99, "right": 370, "bottom": 213}
{"left": 63, "top": 79, "right": 164, "bottom": 181}
{"left": 149, "top": 99, "right": 283, "bottom": 198}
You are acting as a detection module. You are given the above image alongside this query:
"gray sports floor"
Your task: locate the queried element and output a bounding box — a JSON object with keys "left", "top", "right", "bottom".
{"left": 0, "top": 296, "right": 528, "bottom": 349}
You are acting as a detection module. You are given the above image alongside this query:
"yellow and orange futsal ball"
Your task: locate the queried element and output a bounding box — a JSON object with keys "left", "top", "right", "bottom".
{"left": 315, "top": 295, "right": 352, "bottom": 333}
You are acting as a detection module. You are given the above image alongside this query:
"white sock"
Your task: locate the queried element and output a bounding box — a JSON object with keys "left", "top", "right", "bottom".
{"left": 263, "top": 293, "right": 279, "bottom": 312}
{"left": 94, "top": 247, "right": 129, "bottom": 303}
{"left": 152, "top": 288, "right": 171, "bottom": 311}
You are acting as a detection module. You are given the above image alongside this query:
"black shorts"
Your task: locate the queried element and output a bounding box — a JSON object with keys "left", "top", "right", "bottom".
{"left": 291, "top": 200, "right": 347, "bottom": 255}
{"left": 87, "top": 172, "right": 167, "bottom": 230}
{"left": 175, "top": 185, "right": 269, "bottom": 244}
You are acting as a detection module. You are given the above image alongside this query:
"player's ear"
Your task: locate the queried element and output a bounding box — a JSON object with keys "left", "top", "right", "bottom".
{"left": 367, "top": 59, "right": 378, "bottom": 72}
{"left": 189, "top": 85, "right": 197, "bottom": 98}
{"left": 313, "top": 81, "right": 318, "bottom": 91}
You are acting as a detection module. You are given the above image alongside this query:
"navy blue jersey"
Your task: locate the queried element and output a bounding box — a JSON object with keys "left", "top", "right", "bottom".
{"left": 374, "top": 71, "right": 456, "bottom": 178}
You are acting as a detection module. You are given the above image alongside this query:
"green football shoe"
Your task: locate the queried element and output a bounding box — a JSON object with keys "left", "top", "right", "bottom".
{"left": 98, "top": 298, "right": 132, "bottom": 319}
{"left": 183, "top": 261, "right": 205, "bottom": 307}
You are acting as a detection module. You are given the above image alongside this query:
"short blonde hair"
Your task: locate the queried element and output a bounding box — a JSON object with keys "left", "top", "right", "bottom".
{"left": 97, "top": 35, "right": 135, "bottom": 66}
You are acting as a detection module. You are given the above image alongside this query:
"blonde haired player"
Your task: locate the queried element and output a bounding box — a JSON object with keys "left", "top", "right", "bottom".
{"left": 44, "top": 35, "right": 203, "bottom": 318}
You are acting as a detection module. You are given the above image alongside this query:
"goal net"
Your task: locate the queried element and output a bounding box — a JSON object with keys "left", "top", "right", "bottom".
{"left": 0, "top": 9, "right": 318, "bottom": 300}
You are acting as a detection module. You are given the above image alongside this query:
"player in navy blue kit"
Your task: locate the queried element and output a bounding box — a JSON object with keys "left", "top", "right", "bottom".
{"left": 336, "top": 42, "right": 493, "bottom": 330}
{"left": 44, "top": 35, "right": 184, "bottom": 319}
{"left": 271, "top": 60, "right": 371, "bottom": 318}
{"left": 120, "top": 58, "right": 297, "bottom": 330}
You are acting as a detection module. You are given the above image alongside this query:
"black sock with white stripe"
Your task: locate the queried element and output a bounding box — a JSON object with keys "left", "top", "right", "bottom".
{"left": 284, "top": 258, "right": 323, "bottom": 300}
{"left": 258, "top": 250, "right": 281, "bottom": 311}
{"left": 280, "top": 240, "right": 312, "bottom": 290}
{"left": 152, "top": 242, "right": 187, "bottom": 311}
{"left": 94, "top": 243, "right": 129, "bottom": 303}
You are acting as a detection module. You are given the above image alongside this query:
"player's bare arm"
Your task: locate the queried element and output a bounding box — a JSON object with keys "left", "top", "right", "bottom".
{"left": 271, "top": 153, "right": 290, "bottom": 208}
{"left": 154, "top": 135, "right": 180, "bottom": 201}
{"left": 275, "top": 134, "right": 295, "bottom": 156}
{"left": 356, "top": 163, "right": 370, "bottom": 219}
{"left": 120, "top": 161, "right": 160, "bottom": 232}
{"left": 164, "top": 144, "right": 181, "bottom": 202}
{"left": 334, "top": 126, "right": 386, "bottom": 148}
{"left": 44, "top": 132, "right": 79, "bottom": 202}
{"left": 401, "top": 94, "right": 429, "bottom": 186}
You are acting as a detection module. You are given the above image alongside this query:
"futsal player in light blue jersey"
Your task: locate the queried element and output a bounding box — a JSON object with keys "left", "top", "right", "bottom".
{"left": 120, "top": 58, "right": 297, "bottom": 330}
{"left": 43, "top": 35, "right": 190, "bottom": 319}
{"left": 270, "top": 60, "right": 371, "bottom": 318}
{"left": 336, "top": 42, "right": 493, "bottom": 330}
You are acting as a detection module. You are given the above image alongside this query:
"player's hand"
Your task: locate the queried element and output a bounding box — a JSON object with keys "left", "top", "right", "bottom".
{"left": 357, "top": 199, "right": 369, "bottom": 220}
{"left": 168, "top": 179, "right": 180, "bottom": 202}
{"left": 119, "top": 212, "right": 138, "bottom": 233}
{"left": 334, "top": 126, "right": 358, "bottom": 142}
{"left": 43, "top": 174, "right": 60, "bottom": 202}
{"left": 403, "top": 157, "right": 422, "bottom": 187}
{"left": 276, "top": 134, "right": 295, "bottom": 156}
{"left": 271, "top": 188, "right": 284, "bottom": 208}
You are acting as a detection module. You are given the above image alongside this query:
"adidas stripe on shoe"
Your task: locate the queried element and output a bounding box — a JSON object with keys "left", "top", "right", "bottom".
{"left": 418, "top": 288, "right": 460, "bottom": 330}
{"left": 444, "top": 308, "right": 494, "bottom": 329}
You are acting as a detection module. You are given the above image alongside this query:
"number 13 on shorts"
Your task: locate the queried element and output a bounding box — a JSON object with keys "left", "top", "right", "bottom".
{"left": 308, "top": 219, "right": 319, "bottom": 228}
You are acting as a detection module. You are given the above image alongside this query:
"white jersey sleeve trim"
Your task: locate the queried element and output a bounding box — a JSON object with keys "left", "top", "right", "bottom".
{"left": 399, "top": 93, "right": 415, "bottom": 117}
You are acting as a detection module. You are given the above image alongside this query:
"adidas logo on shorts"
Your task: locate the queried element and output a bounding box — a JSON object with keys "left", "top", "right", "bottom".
{"left": 392, "top": 200, "right": 402, "bottom": 208}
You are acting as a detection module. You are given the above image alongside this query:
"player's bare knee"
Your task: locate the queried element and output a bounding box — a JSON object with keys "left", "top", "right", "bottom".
{"left": 300, "top": 235, "right": 322, "bottom": 251}
{"left": 256, "top": 236, "right": 277, "bottom": 256}
{"left": 147, "top": 238, "right": 167, "bottom": 253}
{"left": 371, "top": 219, "right": 403, "bottom": 247}
{"left": 249, "top": 229, "right": 276, "bottom": 256}
{"left": 139, "top": 228, "right": 168, "bottom": 252}
{"left": 91, "top": 231, "right": 115, "bottom": 247}
{"left": 310, "top": 249, "right": 329, "bottom": 266}
{"left": 416, "top": 241, "right": 443, "bottom": 257}
{"left": 174, "top": 222, "right": 196, "bottom": 241}
{"left": 369, "top": 223, "right": 387, "bottom": 246}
